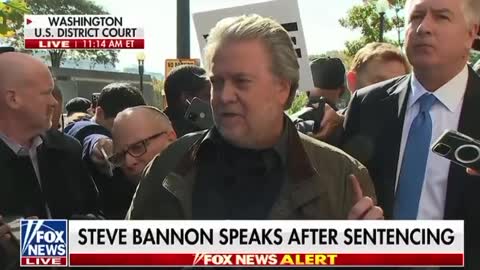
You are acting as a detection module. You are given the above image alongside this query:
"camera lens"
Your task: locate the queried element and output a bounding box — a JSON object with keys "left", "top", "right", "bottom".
{"left": 188, "top": 113, "right": 198, "bottom": 121}
{"left": 455, "top": 144, "right": 480, "bottom": 164}
{"left": 433, "top": 143, "right": 451, "bottom": 156}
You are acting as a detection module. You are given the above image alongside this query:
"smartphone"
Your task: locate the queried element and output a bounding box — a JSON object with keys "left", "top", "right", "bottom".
{"left": 91, "top": 92, "right": 100, "bottom": 109}
{"left": 431, "top": 130, "right": 480, "bottom": 171}
{"left": 184, "top": 97, "right": 213, "bottom": 130}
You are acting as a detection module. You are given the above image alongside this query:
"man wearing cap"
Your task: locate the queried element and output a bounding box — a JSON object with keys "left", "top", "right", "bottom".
{"left": 66, "top": 97, "right": 92, "bottom": 116}
{"left": 293, "top": 57, "right": 346, "bottom": 144}
{"left": 308, "top": 57, "right": 347, "bottom": 110}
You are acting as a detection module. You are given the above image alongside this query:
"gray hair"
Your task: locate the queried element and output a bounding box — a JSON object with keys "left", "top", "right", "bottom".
{"left": 204, "top": 14, "right": 299, "bottom": 109}
{"left": 405, "top": 0, "right": 480, "bottom": 26}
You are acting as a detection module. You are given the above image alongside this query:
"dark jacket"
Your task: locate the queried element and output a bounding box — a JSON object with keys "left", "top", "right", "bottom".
{"left": 0, "top": 129, "right": 101, "bottom": 270}
{"left": 127, "top": 118, "right": 376, "bottom": 220}
{"left": 0, "top": 129, "right": 100, "bottom": 218}
{"left": 342, "top": 68, "right": 480, "bottom": 269}
{"left": 66, "top": 120, "right": 136, "bottom": 219}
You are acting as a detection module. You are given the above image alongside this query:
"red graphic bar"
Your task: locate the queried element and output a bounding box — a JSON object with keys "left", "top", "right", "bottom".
{"left": 69, "top": 253, "right": 463, "bottom": 267}
{"left": 25, "top": 39, "right": 144, "bottom": 49}
{"left": 21, "top": 256, "right": 67, "bottom": 266}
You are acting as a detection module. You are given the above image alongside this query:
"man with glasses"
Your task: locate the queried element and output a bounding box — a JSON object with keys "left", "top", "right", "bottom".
{"left": 111, "top": 106, "right": 177, "bottom": 183}
{"left": 66, "top": 82, "right": 145, "bottom": 219}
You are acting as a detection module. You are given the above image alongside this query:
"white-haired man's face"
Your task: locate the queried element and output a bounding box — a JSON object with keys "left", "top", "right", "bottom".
{"left": 405, "top": 0, "right": 477, "bottom": 71}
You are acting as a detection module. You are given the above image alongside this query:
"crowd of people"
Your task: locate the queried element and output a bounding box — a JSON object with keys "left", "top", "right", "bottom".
{"left": 1, "top": 0, "right": 480, "bottom": 268}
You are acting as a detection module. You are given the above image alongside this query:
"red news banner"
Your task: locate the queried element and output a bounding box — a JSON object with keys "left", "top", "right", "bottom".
{"left": 24, "top": 15, "right": 144, "bottom": 49}
{"left": 69, "top": 253, "right": 462, "bottom": 267}
{"left": 65, "top": 220, "right": 464, "bottom": 267}
{"left": 25, "top": 39, "right": 144, "bottom": 49}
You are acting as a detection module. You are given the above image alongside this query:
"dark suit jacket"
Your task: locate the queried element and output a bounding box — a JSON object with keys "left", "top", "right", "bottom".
{"left": 342, "top": 68, "right": 480, "bottom": 269}
{"left": 0, "top": 129, "right": 101, "bottom": 270}
{"left": 127, "top": 118, "right": 376, "bottom": 221}
{"left": 0, "top": 129, "right": 101, "bottom": 218}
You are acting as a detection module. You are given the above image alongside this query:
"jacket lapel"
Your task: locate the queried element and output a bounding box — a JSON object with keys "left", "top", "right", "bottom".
{"left": 160, "top": 132, "right": 206, "bottom": 219}
{"left": 444, "top": 68, "right": 480, "bottom": 219}
{"left": 376, "top": 75, "right": 411, "bottom": 218}
{"left": 162, "top": 170, "right": 196, "bottom": 219}
{"left": 270, "top": 121, "right": 330, "bottom": 219}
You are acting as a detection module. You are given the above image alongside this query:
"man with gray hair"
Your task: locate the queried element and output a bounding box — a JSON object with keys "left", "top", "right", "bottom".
{"left": 342, "top": 0, "right": 480, "bottom": 267}
{"left": 128, "top": 14, "right": 382, "bottom": 221}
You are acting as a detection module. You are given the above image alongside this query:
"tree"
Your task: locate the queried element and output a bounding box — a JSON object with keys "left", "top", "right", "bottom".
{"left": 287, "top": 91, "right": 308, "bottom": 115}
{"left": 152, "top": 78, "right": 165, "bottom": 109}
{"left": 470, "top": 51, "right": 480, "bottom": 66}
{"left": 339, "top": 0, "right": 406, "bottom": 57}
{"left": 0, "top": 0, "right": 29, "bottom": 37}
{"left": 9, "top": 0, "right": 119, "bottom": 68}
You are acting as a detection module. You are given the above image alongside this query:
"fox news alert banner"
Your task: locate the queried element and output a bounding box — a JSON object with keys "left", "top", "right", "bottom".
{"left": 193, "top": 0, "right": 315, "bottom": 92}
{"left": 20, "top": 220, "right": 463, "bottom": 267}
{"left": 23, "top": 15, "right": 144, "bottom": 49}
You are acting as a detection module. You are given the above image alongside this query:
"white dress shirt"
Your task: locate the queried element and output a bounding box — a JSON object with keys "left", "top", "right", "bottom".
{"left": 395, "top": 66, "right": 468, "bottom": 220}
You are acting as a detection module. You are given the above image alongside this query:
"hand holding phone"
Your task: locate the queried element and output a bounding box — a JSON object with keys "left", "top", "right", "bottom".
{"left": 431, "top": 130, "right": 480, "bottom": 171}
{"left": 184, "top": 97, "right": 213, "bottom": 130}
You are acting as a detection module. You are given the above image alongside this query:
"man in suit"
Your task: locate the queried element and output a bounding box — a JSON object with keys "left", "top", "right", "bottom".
{"left": 342, "top": 0, "right": 480, "bottom": 267}
{"left": 127, "top": 14, "right": 383, "bottom": 222}
{"left": 0, "top": 52, "right": 101, "bottom": 268}
{"left": 66, "top": 83, "right": 145, "bottom": 218}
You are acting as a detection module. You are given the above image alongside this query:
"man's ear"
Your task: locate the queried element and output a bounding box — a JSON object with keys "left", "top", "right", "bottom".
{"left": 95, "top": 106, "right": 104, "bottom": 120}
{"left": 167, "top": 130, "right": 177, "bottom": 141}
{"left": 467, "top": 23, "right": 479, "bottom": 50}
{"left": 276, "top": 77, "right": 291, "bottom": 107}
{"left": 4, "top": 89, "right": 21, "bottom": 109}
{"left": 347, "top": 71, "right": 357, "bottom": 93}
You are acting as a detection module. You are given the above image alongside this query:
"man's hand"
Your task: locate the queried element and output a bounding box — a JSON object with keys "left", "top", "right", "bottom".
{"left": 91, "top": 138, "right": 114, "bottom": 176}
{"left": 467, "top": 168, "right": 480, "bottom": 176}
{"left": 0, "top": 216, "right": 12, "bottom": 241}
{"left": 309, "top": 104, "right": 344, "bottom": 141}
{"left": 348, "top": 175, "right": 384, "bottom": 220}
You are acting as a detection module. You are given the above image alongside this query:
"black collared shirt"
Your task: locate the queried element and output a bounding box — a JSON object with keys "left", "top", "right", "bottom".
{"left": 192, "top": 125, "right": 288, "bottom": 220}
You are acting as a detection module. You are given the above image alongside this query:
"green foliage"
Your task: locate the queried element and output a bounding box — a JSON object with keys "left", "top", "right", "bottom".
{"left": 6, "top": 0, "right": 119, "bottom": 68}
{"left": 287, "top": 91, "right": 308, "bottom": 115}
{"left": 152, "top": 78, "right": 165, "bottom": 109}
{"left": 340, "top": 0, "right": 406, "bottom": 57}
{"left": 470, "top": 51, "right": 480, "bottom": 66}
{"left": 0, "top": 0, "right": 29, "bottom": 37}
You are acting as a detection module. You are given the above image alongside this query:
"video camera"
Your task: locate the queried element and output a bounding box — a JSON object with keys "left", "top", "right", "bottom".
{"left": 291, "top": 96, "right": 326, "bottom": 133}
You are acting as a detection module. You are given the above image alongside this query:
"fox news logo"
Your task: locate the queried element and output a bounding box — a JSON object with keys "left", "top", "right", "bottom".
{"left": 20, "top": 220, "right": 68, "bottom": 267}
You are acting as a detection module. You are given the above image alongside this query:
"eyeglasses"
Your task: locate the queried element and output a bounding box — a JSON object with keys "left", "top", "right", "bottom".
{"left": 109, "top": 132, "right": 167, "bottom": 167}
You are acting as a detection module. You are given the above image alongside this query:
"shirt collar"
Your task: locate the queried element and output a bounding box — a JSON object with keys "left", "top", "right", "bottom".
{"left": 199, "top": 116, "right": 290, "bottom": 166}
{"left": 410, "top": 65, "right": 468, "bottom": 112}
{"left": 0, "top": 132, "right": 43, "bottom": 156}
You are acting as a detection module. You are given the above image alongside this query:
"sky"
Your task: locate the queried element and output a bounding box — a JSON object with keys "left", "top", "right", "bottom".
{"left": 91, "top": 0, "right": 365, "bottom": 74}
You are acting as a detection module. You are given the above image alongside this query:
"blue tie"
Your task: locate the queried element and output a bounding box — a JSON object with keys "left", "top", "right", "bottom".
{"left": 394, "top": 93, "right": 437, "bottom": 219}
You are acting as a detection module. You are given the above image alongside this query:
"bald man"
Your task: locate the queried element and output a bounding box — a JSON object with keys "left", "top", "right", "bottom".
{"left": 110, "top": 106, "right": 177, "bottom": 183}
{"left": 0, "top": 53, "right": 100, "bottom": 251}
